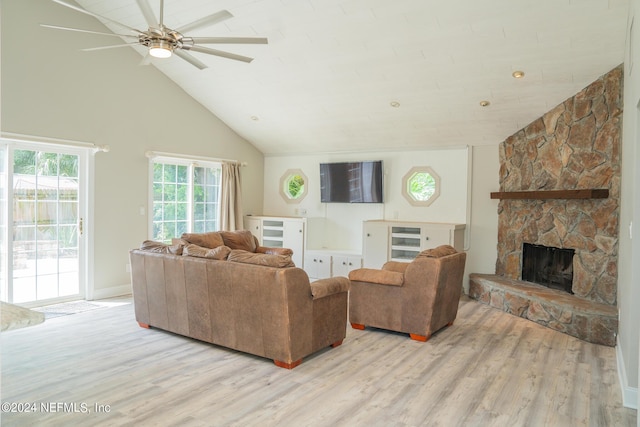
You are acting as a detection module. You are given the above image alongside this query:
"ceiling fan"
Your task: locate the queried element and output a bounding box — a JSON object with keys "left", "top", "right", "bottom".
{"left": 42, "top": 0, "right": 268, "bottom": 70}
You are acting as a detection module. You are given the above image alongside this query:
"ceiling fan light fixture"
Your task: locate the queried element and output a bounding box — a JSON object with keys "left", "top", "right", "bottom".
{"left": 149, "top": 39, "right": 173, "bottom": 58}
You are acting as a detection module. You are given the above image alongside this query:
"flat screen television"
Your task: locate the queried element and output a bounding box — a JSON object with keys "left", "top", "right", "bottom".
{"left": 320, "top": 161, "right": 383, "bottom": 203}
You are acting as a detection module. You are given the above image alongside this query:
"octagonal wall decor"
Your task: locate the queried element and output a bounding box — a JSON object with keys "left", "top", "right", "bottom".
{"left": 279, "top": 168, "right": 308, "bottom": 204}
{"left": 402, "top": 166, "right": 440, "bottom": 207}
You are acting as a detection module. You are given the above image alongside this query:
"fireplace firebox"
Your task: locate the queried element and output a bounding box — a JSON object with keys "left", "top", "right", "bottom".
{"left": 522, "top": 243, "right": 575, "bottom": 294}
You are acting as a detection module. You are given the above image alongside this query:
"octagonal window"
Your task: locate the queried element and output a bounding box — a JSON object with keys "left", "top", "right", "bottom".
{"left": 402, "top": 166, "right": 440, "bottom": 207}
{"left": 280, "top": 169, "right": 308, "bottom": 204}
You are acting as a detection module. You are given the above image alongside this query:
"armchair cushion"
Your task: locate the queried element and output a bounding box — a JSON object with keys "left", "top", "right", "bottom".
{"left": 227, "top": 249, "right": 294, "bottom": 268}
{"left": 382, "top": 261, "right": 410, "bottom": 274}
{"left": 183, "top": 243, "right": 231, "bottom": 260}
{"left": 180, "top": 232, "right": 224, "bottom": 249}
{"left": 417, "top": 245, "right": 457, "bottom": 258}
{"left": 310, "top": 277, "right": 351, "bottom": 299}
{"left": 348, "top": 268, "right": 404, "bottom": 287}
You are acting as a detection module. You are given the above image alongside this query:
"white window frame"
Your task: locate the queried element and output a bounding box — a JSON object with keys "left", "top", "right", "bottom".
{"left": 402, "top": 166, "right": 441, "bottom": 207}
{"left": 148, "top": 155, "right": 222, "bottom": 242}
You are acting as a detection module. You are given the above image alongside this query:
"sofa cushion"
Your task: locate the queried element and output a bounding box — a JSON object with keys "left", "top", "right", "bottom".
{"left": 140, "top": 240, "right": 183, "bottom": 255}
{"left": 183, "top": 244, "right": 231, "bottom": 260}
{"left": 227, "top": 249, "right": 294, "bottom": 268}
{"left": 417, "top": 245, "right": 458, "bottom": 259}
{"left": 180, "top": 232, "right": 224, "bottom": 249}
{"left": 219, "top": 230, "right": 257, "bottom": 252}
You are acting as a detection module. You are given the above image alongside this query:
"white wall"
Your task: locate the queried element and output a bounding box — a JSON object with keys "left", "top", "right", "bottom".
{"left": 1, "top": 0, "right": 264, "bottom": 297}
{"left": 618, "top": 0, "right": 640, "bottom": 410}
{"left": 262, "top": 147, "right": 470, "bottom": 252}
{"left": 262, "top": 146, "right": 500, "bottom": 292}
{"left": 465, "top": 145, "right": 500, "bottom": 291}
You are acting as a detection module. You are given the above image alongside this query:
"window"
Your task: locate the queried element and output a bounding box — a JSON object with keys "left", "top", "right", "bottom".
{"left": 402, "top": 166, "right": 440, "bottom": 207}
{"left": 279, "top": 169, "right": 308, "bottom": 204}
{"left": 151, "top": 159, "right": 221, "bottom": 243}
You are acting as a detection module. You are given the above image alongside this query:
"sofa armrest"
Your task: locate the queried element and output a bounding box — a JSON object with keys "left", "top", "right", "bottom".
{"left": 256, "top": 246, "right": 294, "bottom": 256}
{"left": 348, "top": 268, "right": 404, "bottom": 287}
{"left": 310, "top": 277, "right": 350, "bottom": 300}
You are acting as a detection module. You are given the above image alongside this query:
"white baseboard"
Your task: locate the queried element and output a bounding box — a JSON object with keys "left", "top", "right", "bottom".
{"left": 616, "top": 337, "right": 639, "bottom": 409}
{"left": 88, "top": 284, "right": 132, "bottom": 301}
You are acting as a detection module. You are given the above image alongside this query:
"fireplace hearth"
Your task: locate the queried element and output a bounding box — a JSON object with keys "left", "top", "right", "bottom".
{"left": 522, "top": 243, "right": 574, "bottom": 294}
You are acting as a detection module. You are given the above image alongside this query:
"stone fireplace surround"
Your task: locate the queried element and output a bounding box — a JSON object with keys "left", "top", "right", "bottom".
{"left": 469, "top": 65, "right": 622, "bottom": 347}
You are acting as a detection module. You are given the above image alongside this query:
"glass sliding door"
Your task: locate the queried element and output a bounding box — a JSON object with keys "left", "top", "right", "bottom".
{"left": 2, "top": 144, "right": 86, "bottom": 304}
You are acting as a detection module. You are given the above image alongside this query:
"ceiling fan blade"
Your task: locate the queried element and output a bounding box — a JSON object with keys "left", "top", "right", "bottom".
{"left": 41, "top": 24, "right": 138, "bottom": 39}
{"left": 190, "top": 37, "right": 268, "bottom": 45}
{"left": 81, "top": 43, "right": 140, "bottom": 52}
{"left": 176, "top": 10, "right": 233, "bottom": 34}
{"left": 135, "top": 0, "right": 158, "bottom": 29}
{"left": 174, "top": 50, "right": 209, "bottom": 70}
{"left": 188, "top": 45, "right": 254, "bottom": 63}
{"left": 50, "top": 0, "right": 142, "bottom": 34}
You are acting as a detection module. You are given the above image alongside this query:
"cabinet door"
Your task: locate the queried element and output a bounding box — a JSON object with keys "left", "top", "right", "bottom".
{"left": 283, "top": 219, "right": 305, "bottom": 267}
{"left": 363, "top": 222, "right": 389, "bottom": 268}
{"left": 244, "top": 217, "right": 262, "bottom": 245}
{"left": 305, "top": 254, "right": 332, "bottom": 279}
{"left": 420, "top": 227, "right": 452, "bottom": 250}
{"left": 333, "top": 256, "right": 362, "bottom": 277}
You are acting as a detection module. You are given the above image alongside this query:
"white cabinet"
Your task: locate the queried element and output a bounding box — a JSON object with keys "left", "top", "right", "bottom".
{"left": 332, "top": 255, "right": 363, "bottom": 277}
{"left": 304, "top": 250, "right": 362, "bottom": 280}
{"left": 363, "top": 220, "right": 465, "bottom": 268}
{"left": 244, "top": 216, "right": 306, "bottom": 268}
{"left": 245, "top": 217, "right": 262, "bottom": 238}
{"left": 362, "top": 221, "right": 389, "bottom": 268}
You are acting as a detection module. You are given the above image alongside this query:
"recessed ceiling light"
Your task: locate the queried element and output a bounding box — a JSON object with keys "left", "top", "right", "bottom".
{"left": 479, "top": 100, "right": 490, "bottom": 107}
{"left": 390, "top": 101, "right": 400, "bottom": 108}
{"left": 250, "top": 116, "right": 259, "bottom": 121}
{"left": 512, "top": 70, "right": 525, "bottom": 79}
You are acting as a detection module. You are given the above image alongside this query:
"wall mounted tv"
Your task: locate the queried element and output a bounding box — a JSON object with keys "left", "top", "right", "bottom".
{"left": 320, "top": 161, "right": 383, "bottom": 203}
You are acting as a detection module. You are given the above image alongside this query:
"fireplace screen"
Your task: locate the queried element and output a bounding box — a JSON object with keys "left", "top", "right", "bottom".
{"left": 522, "top": 243, "right": 575, "bottom": 294}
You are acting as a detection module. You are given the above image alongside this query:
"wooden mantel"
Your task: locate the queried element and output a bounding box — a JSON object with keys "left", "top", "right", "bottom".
{"left": 490, "top": 189, "right": 609, "bottom": 200}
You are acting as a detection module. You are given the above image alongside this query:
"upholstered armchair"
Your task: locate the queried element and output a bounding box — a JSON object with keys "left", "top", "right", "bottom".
{"left": 348, "top": 245, "right": 466, "bottom": 342}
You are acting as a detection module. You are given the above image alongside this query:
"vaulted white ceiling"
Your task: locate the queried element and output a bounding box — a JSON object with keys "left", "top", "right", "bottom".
{"left": 64, "top": 0, "right": 628, "bottom": 155}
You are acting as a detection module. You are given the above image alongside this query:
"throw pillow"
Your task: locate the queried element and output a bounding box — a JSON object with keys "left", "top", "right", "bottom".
{"left": 227, "top": 249, "right": 294, "bottom": 268}
{"left": 219, "top": 230, "right": 257, "bottom": 252}
{"left": 140, "top": 240, "right": 183, "bottom": 255}
{"left": 180, "top": 232, "right": 224, "bottom": 249}
{"left": 183, "top": 244, "right": 231, "bottom": 260}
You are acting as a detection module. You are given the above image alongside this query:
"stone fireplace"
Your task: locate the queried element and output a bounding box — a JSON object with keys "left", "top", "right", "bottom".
{"left": 469, "top": 65, "right": 623, "bottom": 346}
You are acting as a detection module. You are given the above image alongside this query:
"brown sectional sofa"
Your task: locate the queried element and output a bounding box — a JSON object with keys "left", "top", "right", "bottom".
{"left": 130, "top": 230, "right": 350, "bottom": 369}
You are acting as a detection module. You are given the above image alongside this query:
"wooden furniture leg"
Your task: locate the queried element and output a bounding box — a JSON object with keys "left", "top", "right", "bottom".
{"left": 331, "top": 339, "right": 344, "bottom": 348}
{"left": 409, "top": 333, "right": 431, "bottom": 342}
{"left": 274, "top": 359, "right": 303, "bottom": 369}
{"left": 138, "top": 322, "right": 150, "bottom": 329}
{"left": 350, "top": 323, "right": 365, "bottom": 330}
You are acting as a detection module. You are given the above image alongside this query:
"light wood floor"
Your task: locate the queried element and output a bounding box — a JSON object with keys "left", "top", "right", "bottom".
{"left": 1, "top": 296, "right": 636, "bottom": 427}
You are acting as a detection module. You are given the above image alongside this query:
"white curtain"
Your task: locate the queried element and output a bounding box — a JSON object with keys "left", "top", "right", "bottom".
{"left": 220, "top": 162, "right": 243, "bottom": 231}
